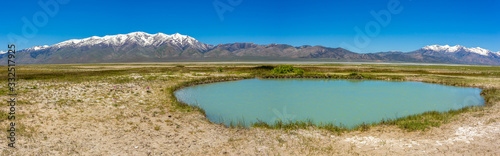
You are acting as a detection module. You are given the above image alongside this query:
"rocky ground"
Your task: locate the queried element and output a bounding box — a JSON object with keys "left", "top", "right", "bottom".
{"left": 0, "top": 65, "right": 499, "bottom": 155}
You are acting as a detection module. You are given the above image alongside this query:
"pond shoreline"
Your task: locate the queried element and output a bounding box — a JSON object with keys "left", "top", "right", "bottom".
{"left": 169, "top": 73, "right": 498, "bottom": 134}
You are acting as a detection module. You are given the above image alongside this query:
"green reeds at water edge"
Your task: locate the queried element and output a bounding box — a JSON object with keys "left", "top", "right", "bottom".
{"left": 228, "top": 104, "right": 489, "bottom": 134}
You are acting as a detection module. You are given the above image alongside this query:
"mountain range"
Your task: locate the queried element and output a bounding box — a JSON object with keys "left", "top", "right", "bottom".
{"left": 1, "top": 32, "right": 499, "bottom": 65}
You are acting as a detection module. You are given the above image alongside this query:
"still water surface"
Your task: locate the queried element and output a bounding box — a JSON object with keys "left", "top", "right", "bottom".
{"left": 175, "top": 79, "right": 484, "bottom": 127}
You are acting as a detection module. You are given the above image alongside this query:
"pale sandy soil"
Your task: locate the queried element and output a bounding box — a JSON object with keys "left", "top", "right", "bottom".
{"left": 0, "top": 71, "right": 499, "bottom": 155}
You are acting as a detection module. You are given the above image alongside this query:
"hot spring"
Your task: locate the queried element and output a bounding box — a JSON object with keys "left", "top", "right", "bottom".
{"left": 174, "top": 79, "right": 484, "bottom": 128}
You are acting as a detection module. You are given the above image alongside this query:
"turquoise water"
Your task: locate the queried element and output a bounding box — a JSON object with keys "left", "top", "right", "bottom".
{"left": 174, "top": 79, "right": 485, "bottom": 128}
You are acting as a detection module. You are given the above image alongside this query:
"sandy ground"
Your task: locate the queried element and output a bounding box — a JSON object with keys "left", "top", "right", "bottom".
{"left": 0, "top": 72, "right": 499, "bottom": 155}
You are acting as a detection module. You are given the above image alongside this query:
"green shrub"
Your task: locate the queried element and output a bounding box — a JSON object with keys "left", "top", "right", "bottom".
{"left": 271, "top": 65, "right": 304, "bottom": 75}
{"left": 348, "top": 72, "right": 365, "bottom": 79}
{"left": 481, "top": 89, "right": 500, "bottom": 107}
{"left": 216, "top": 67, "right": 224, "bottom": 72}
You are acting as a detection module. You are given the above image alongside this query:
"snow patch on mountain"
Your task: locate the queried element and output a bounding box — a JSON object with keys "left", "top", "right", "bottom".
{"left": 25, "top": 45, "right": 50, "bottom": 51}
{"left": 467, "top": 47, "right": 491, "bottom": 56}
{"left": 422, "top": 45, "right": 496, "bottom": 56}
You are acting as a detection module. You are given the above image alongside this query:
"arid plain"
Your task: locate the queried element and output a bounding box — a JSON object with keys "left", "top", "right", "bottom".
{"left": 1, "top": 63, "right": 499, "bottom": 155}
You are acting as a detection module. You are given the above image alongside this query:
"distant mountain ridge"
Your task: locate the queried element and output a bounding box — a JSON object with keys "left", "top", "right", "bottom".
{"left": 1, "top": 32, "right": 499, "bottom": 65}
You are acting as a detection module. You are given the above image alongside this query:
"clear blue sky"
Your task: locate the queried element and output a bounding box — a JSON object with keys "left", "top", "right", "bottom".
{"left": 1, "top": 0, "right": 499, "bottom": 52}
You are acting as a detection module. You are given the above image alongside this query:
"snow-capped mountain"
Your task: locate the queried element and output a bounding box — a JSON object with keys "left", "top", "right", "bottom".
{"left": 2, "top": 33, "right": 500, "bottom": 65}
{"left": 41, "top": 32, "right": 214, "bottom": 52}
{"left": 421, "top": 45, "right": 499, "bottom": 56}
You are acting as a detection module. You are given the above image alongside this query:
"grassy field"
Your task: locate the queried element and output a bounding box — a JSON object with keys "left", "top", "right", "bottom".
{"left": 1, "top": 62, "right": 499, "bottom": 155}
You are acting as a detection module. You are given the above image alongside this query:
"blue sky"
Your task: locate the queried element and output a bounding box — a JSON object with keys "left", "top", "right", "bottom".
{"left": 1, "top": 0, "right": 499, "bottom": 52}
